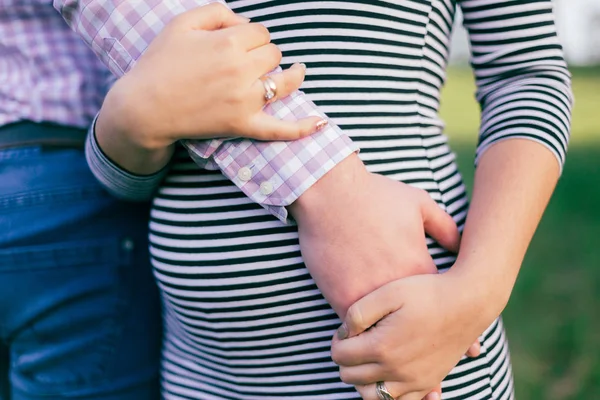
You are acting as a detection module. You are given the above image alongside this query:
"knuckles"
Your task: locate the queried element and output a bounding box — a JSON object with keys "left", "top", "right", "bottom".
{"left": 216, "top": 32, "right": 243, "bottom": 52}
{"left": 250, "top": 23, "right": 272, "bottom": 44}
{"left": 369, "top": 337, "right": 392, "bottom": 363}
{"left": 338, "top": 366, "right": 354, "bottom": 384}
{"left": 266, "top": 43, "right": 283, "bottom": 64}
{"left": 218, "top": 23, "right": 271, "bottom": 51}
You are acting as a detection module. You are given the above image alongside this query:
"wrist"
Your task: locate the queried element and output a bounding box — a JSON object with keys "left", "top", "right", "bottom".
{"left": 446, "top": 259, "right": 514, "bottom": 322}
{"left": 96, "top": 92, "right": 175, "bottom": 175}
{"left": 288, "top": 153, "right": 369, "bottom": 225}
{"left": 101, "top": 76, "right": 174, "bottom": 152}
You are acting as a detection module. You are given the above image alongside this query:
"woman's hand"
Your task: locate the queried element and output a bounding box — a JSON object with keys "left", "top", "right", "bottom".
{"left": 290, "top": 162, "right": 481, "bottom": 399}
{"left": 330, "top": 269, "right": 501, "bottom": 400}
{"left": 96, "top": 3, "right": 324, "bottom": 174}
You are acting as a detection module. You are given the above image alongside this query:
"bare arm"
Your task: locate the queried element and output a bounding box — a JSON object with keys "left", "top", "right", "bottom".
{"left": 453, "top": 139, "right": 560, "bottom": 312}
{"left": 329, "top": 1, "right": 573, "bottom": 398}
{"left": 331, "top": 139, "right": 564, "bottom": 400}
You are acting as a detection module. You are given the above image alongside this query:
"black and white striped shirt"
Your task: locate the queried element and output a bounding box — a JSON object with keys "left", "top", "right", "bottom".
{"left": 89, "top": 1, "right": 572, "bottom": 399}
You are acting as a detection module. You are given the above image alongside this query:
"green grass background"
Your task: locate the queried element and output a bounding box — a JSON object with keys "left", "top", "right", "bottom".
{"left": 439, "top": 67, "right": 600, "bottom": 399}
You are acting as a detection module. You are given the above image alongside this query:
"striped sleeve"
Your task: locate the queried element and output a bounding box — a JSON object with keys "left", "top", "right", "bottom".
{"left": 458, "top": 0, "right": 574, "bottom": 171}
{"left": 85, "top": 116, "right": 168, "bottom": 201}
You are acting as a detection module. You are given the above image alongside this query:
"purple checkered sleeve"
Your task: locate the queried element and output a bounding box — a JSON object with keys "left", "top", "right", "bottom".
{"left": 54, "top": 0, "right": 358, "bottom": 222}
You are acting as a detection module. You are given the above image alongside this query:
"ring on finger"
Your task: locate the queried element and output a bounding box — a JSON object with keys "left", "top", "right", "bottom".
{"left": 376, "top": 381, "right": 395, "bottom": 400}
{"left": 262, "top": 76, "right": 277, "bottom": 104}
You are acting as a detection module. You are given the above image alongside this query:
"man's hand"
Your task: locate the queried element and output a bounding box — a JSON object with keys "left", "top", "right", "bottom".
{"left": 288, "top": 154, "right": 481, "bottom": 399}
{"left": 288, "top": 154, "right": 461, "bottom": 318}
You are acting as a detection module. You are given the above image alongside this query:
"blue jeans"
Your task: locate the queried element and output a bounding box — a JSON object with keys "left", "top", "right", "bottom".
{"left": 0, "top": 135, "right": 161, "bottom": 399}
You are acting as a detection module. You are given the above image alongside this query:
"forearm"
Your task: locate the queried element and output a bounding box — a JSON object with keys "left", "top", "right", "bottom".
{"left": 453, "top": 139, "right": 560, "bottom": 313}
{"left": 85, "top": 118, "right": 170, "bottom": 201}
{"left": 95, "top": 82, "right": 174, "bottom": 175}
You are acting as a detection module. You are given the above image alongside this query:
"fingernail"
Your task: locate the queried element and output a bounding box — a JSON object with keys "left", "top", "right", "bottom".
{"left": 337, "top": 324, "right": 348, "bottom": 340}
{"left": 292, "top": 62, "right": 307, "bottom": 71}
{"left": 315, "top": 119, "right": 328, "bottom": 132}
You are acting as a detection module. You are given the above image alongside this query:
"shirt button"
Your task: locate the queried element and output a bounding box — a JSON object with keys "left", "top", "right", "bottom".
{"left": 260, "top": 181, "right": 274, "bottom": 196}
{"left": 238, "top": 166, "right": 252, "bottom": 182}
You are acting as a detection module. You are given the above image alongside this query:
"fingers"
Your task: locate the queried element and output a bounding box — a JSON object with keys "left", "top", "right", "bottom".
{"left": 249, "top": 63, "right": 306, "bottom": 106}
{"left": 423, "top": 385, "right": 442, "bottom": 400}
{"left": 354, "top": 381, "right": 416, "bottom": 400}
{"left": 336, "top": 280, "right": 404, "bottom": 340}
{"left": 330, "top": 286, "right": 406, "bottom": 367}
{"left": 247, "top": 43, "right": 283, "bottom": 80}
{"left": 244, "top": 113, "right": 326, "bottom": 141}
{"left": 466, "top": 340, "right": 481, "bottom": 358}
{"left": 174, "top": 3, "right": 249, "bottom": 31}
{"left": 338, "top": 363, "right": 383, "bottom": 386}
{"left": 419, "top": 194, "right": 461, "bottom": 253}
{"left": 220, "top": 22, "right": 271, "bottom": 51}
{"left": 331, "top": 334, "right": 376, "bottom": 366}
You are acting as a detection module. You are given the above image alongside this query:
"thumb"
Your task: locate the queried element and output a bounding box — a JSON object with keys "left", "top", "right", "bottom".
{"left": 420, "top": 195, "right": 461, "bottom": 253}
{"left": 337, "top": 280, "right": 404, "bottom": 340}
{"left": 173, "top": 3, "right": 249, "bottom": 31}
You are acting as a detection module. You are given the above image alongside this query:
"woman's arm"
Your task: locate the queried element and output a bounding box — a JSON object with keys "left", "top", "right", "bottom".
{"left": 330, "top": 139, "right": 564, "bottom": 400}
{"left": 81, "top": 3, "right": 328, "bottom": 201}
{"left": 452, "top": 0, "right": 574, "bottom": 309}
{"left": 330, "top": 1, "right": 573, "bottom": 398}
{"left": 453, "top": 137, "right": 560, "bottom": 311}
{"left": 90, "top": 4, "right": 321, "bottom": 171}
{"left": 55, "top": 0, "right": 357, "bottom": 221}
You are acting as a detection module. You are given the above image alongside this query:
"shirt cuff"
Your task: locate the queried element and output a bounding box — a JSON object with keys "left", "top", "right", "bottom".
{"left": 184, "top": 93, "right": 358, "bottom": 223}
{"left": 85, "top": 116, "right": 168, "bottom": 201}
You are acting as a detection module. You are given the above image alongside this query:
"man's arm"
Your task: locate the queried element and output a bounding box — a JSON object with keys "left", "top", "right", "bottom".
{"left": 54, "top": 0, "right": 358, "bottom": 223}
{"left": 59, "top": 0, "right": 465, "bottom": 336}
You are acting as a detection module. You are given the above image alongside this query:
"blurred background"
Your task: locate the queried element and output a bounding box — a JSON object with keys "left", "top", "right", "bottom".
{"left": 441, "top": 2, "right": 600, "bottom": 398}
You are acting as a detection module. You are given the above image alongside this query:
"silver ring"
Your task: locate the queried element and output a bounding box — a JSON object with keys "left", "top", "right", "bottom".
{"left": 262, "top": 76, "right": 277, "bottom": 104}
{"left": 376, "top": 381, "right": 394, "bottom": 400}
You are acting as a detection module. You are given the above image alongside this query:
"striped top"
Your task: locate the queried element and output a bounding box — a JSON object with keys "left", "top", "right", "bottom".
{"left": 139, "top": 1, "right": 572, "bottom": 399}
{"left": 86, "top": 0, "right": 573, "bottom": 211}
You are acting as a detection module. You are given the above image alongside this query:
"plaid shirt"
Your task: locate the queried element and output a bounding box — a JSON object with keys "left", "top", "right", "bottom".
{"left": 54, "top": 0, "right": 358, "bottom": 221}
{"left": 0, "top": 3, "right": 109, "bottom": 128}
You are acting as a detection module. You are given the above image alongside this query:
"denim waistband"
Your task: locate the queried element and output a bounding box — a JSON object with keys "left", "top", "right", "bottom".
{"left": 0, "top": 121, "right": 87, "bottom": 150}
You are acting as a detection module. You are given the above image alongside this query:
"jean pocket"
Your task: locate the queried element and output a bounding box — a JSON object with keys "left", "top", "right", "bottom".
{"left": 2, "top": 237, "right": 138, "bottom": 395}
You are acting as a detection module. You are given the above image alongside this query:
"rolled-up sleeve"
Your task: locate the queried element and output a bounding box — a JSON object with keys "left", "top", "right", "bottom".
{"left": 85, "top": 116, "right": 168, "bottom": 201}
